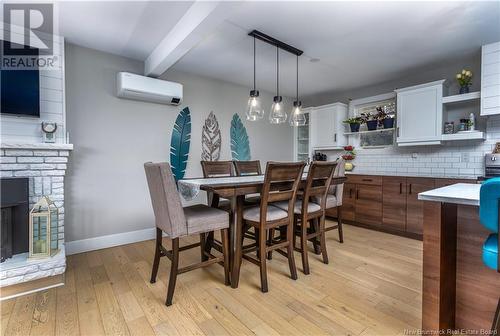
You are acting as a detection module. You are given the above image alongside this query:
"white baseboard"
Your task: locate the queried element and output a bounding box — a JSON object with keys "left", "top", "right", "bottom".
{"left": 65, "top": 227, "right": 157, "bottom": 255}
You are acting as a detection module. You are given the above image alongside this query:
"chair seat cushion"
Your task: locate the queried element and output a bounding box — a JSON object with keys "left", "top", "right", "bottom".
{"left": 273, "top": 200, "right": 321, "bottom": 215}
{"left": 184, "top": 204, "right": 229, "bottom": 235}
{"left": 482, "top": 233, "right": 498, "bottom": 271}
{"left": 312, "top": 195, "right": 339, "bottom": 209}
{"left": 243, "top": 205, "right": 288, "bottom": 222}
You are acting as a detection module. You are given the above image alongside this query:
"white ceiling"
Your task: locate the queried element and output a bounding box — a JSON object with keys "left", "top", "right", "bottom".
{"left": 54, "top": 1, "right": 500, "bottom": 97}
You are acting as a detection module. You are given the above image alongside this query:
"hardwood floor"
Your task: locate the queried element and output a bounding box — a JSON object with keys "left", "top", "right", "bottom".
{"left": 1, "top": 223, "right": 423, "bottom": 336}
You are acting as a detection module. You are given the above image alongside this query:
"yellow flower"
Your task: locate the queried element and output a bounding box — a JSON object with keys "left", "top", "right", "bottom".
{"left": 462, "top": 69, "right": 466, "bottom": 75}
{"left": 456, "top": 74, "right": 462, "bottom": 79}
{"left": 466, "top": 70, "right": 472, "bottom": 77}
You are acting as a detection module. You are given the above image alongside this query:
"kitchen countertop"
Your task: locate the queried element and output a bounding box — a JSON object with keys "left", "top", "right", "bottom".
{"left": 417, "top": 183, "right": 480, "bottom": 206}
{"left": 344, "top": 171, "right": 478, "bottom": 180}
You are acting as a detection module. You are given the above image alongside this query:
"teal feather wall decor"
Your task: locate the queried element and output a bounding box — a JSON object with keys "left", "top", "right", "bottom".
{"left": 170, "top": 107, "right": 191, "bottom": 181}
{"left": 230, "top": 113, "right": 251, "bottom": 161}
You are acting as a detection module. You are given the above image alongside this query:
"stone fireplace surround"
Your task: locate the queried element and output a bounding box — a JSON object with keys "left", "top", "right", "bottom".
{"left": 0, "top": 143, "right": 73, "bottom": 291}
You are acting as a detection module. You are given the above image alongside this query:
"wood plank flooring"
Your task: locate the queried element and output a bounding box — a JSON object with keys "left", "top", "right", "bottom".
{"left": 1, "top": 223, "right": 423, "bottom": 336}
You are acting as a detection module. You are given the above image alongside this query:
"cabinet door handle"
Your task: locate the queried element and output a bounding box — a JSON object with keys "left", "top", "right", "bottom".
{"left": 334, "top": 133, "right": 337, "bottom": 142}
{"left": 409, "top": 184, "right": 412, "bottom": 194}
{"left": 397, "top": 127, "right": 400, "bottom": 137}
{"left": 399, "top": 182, "right": 402, "bottom": 194}
{"left": 362, "top": 178, "right": 372, "bottom": 182}
{"left": 356, "top": 190, "right": 359, "bottom": 199}
{"left": 349, "top": 188, "right": 352, "bottom": 198}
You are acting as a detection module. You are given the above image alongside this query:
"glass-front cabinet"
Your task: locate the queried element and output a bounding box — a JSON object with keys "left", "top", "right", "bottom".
{"left": 293, "top": 108, "right": 311, "bottom": 163}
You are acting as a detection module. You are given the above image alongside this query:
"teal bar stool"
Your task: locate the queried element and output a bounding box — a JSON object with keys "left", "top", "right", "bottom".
{"left": 479, "top": 178, "right": 500, "bottom": 272}
{"left": 480, "top": 178, "right": 500, "bottom": 334}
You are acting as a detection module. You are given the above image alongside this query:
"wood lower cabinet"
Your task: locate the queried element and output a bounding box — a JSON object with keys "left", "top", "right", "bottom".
{"left": 342, "top": 183, "right": 356, "bottom": 221}
{"left": 382, "top": 176, "right": 407, "bottom": 231}
{"left": 405, "top": 177, "right": 435, "bottom": 235}
{"left": 355, "top": 184, "right": 382, "bottom": 226}
{"left": 341, "top": 174, "right": 477, "bottom": 239}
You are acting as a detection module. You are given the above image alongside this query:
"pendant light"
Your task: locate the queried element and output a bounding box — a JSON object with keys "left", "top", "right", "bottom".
{"left": 269, "top": 46, "right": 287, "bottom": 124}
{"left": 246, "top": 36, "right": 264, "bottom": 121}
{"left": 290, "top": 55, "right": 306, "bottom": 126}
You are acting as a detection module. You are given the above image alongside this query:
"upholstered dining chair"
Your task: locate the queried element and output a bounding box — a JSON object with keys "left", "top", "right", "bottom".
{"left": 234, "top": 160, "right": 262, "bottom": 206}
{"left": 320, "top": 158, "right": 346, "bottom": 244}
{"left": 144, "top": 162, "right": 230, "bottom": 306}
{"left": 478, "top": 176, "right": 500, "bottom": 334}
{"left": 233, "top": 160, "right": 262, "bottom": 176}
{"left": 238, "top": 161, "right": 305, "bottom": 292}
{"left": 273, "top": 161, "right": 337, "bottom": 274}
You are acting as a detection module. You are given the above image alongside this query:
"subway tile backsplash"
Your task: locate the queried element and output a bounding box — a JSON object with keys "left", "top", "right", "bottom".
{"left": 324, "top": 115, "right": 500, "bottom": 178}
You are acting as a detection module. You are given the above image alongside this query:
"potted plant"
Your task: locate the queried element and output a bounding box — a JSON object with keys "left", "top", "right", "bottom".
{"left": 342, "top": 145, "right": 356, "bottom": 171}
{"left": 360, "top": 112, "right": 378, "bottom": 131}
{"left": 376, "top": 106, "right": 395, "bottom": 129}
{"left": 343, "top": 117, "right": 362, "bottom": 132}
{"left": 456, "top": 69, "right": 472, "bottom": 94}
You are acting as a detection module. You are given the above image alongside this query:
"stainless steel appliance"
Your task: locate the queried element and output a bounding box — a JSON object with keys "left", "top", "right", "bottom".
{"left": 484, "top": 154, "right": 500, "bottom": 179}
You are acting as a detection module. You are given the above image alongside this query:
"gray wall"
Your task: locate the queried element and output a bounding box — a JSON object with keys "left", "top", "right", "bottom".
{"left": 64, "top": 43, "right": 293, "bottom": 242}
{"left": 303, "top": 53, "right": 481, "bottom": 106}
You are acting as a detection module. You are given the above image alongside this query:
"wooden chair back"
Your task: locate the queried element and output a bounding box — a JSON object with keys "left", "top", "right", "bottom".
{"left": 234, "top": 160, "right": 262, "bottom": 176}
{"left": 201, "top": 161, "right": 234, "bottom": 178}
{"left": 260, "top": 162, "right": 305, "bottom": 223}
{"left": 144, "top": 162, "right": 187, "bottom": 238}
{"left": 303, "top": 161, "right": 337, "bottom": 213}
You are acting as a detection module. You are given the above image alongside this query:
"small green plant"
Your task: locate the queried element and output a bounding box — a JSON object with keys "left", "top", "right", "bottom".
{"left": 343, "top": 117, "right": 363, "bottom": 124}
{"left": 359, "top": 112, "right": 377, "bottom": 123}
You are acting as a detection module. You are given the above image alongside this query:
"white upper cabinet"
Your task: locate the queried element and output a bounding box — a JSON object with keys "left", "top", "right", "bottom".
{"left": 309, "top": 102, "right": 348, "bottom": 149}
{"left": 395, "top": 80, "right": 445, "bottom": 146}
{"left": 481, "top": 41, "right": 500, "bottom": 116}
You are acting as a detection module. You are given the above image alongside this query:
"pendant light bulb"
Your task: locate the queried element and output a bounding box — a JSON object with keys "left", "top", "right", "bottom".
{"left": 246, "top": 36, "right": 264, "bottom": 121}
{"left": 269, "top": 46, "right": 287, "bottom": 124}
{"left": 246, "top": 90, "right": 264, "bottom": 121}
{"left": 290, "top": 101, "right": 306, "bottom": 126}
{"left": 290, "top": 55, "right": 305, "bottom": 126}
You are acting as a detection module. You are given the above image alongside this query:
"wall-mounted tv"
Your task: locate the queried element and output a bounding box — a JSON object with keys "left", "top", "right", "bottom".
{"left": 1, "top": 40, "right": 40, "bottom": 117}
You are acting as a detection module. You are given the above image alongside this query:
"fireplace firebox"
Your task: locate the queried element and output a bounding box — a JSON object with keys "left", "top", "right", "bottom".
{"left": 0, "top": 178, "right": 29, "bottom": 262}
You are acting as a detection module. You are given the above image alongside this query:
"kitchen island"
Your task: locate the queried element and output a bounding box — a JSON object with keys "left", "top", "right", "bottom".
{"left": 419, "top": 184, "right": 499, "bottom": 333}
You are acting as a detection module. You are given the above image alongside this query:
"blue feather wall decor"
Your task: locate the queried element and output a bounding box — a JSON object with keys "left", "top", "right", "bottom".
{"left": 230, "top": 113, "right": 251, "bottom": 161}
{"left": 170, "top": 107, "right": 191, "bottom": 181}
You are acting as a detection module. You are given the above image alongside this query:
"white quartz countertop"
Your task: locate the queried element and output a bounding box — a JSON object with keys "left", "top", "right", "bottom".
{"left": 1, "top": 143, "right": 74, "bottom": 150}
{"left": 418, "top": 183, "right": 480, "bottom": 206}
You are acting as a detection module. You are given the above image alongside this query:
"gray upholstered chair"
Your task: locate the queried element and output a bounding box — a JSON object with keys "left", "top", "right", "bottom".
{"left": 144, "top": 162, "right": 230, "bottom": 306}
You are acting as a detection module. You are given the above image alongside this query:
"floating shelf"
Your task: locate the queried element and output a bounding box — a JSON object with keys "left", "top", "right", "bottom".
{"left": 441, "top": 131, "right": 485, "bottom": 141}
{"left": 312, "top": 146, "right": 344, "bottom": 150}
{"left": 442, "top": 92, "right": 480, "bottom": 104}
{"left": 344, "top": 128, "right": 395, "bottom": 135}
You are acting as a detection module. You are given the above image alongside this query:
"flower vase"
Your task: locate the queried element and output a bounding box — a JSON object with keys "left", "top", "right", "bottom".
{"left": 459, "top": 85, "right": 470, "bottom": 94}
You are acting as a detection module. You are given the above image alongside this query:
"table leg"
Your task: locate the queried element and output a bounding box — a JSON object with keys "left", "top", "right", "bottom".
{"left": 231, "top": 195, "right": 245, "bottom": 288}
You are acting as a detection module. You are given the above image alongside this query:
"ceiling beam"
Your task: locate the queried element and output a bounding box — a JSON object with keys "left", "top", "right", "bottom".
{"left": 144, "top": 1, "right": 232, "bottom": 77}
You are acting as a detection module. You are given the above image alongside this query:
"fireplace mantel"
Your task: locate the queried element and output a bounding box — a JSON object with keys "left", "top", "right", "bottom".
{"left": 1, "top": 143, "right": 74, "bottom": 151}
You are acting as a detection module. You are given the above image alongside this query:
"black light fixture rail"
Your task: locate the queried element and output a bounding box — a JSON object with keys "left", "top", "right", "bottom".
{"left": 248, "top": 30, "right": 303, "bottom": 56}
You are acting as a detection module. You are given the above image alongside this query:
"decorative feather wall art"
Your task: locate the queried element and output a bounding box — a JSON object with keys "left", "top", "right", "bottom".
{"left": 170, "top": 107, "right": 191, "bottom": 181}
{"left": 201, "top": 111, "right": 221, "bottom": 161}
{"left": 230, "top": 113, "right": 251, "bottom": 161}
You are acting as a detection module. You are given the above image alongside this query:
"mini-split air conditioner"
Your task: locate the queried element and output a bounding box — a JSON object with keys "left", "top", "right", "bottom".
{"left": 116, "top": 72, "right": 183, "bottom": 106}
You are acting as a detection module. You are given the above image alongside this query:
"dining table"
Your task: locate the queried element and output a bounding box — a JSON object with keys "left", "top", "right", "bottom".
{"left": 178, "top": 173, "right": 347, "bottom": 288}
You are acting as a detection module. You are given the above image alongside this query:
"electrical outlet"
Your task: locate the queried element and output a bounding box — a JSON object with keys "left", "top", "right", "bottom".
{"left": 461, "top": 152, "right": 470, "bottom": 163}
{"left": 412, "top": 153, "right": 418, "bottom": 159}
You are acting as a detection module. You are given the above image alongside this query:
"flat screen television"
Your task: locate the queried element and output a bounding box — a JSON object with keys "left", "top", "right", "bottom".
{"left": 0, "top": 41, "right": 40, "bottom": 117}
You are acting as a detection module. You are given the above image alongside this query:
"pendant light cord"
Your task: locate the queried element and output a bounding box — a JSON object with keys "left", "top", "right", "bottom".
{"left": 276, "top": 46, "right": 279, "bottom": 97}
{"left": 296, "top": 55, "right": 299, "bottom": 102}
{"left": 253, "top": 36, "right": 256, "bottom": 91}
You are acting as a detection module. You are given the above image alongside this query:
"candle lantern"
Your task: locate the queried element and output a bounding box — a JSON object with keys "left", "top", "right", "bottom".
{"left": 29, "top": 196, "right": 59, "bottom": 258}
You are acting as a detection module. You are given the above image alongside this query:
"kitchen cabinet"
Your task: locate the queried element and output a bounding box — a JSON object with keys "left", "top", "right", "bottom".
{"left": 481, "top": 41, "right": 500, "bottom": 116}
{"left": 293, "top": 108, "right": 311, "bottom": 162}
{"left": 310, "top": 103, "right": 347, "bottom": 149}
{"left": 382, "top": 176, "right": 407, "bottom": 232}
{"left": 405, "top": 177, "right": 435, "bottom": 235}
{"left": 395, "top": 80, "right": 445, "bottom": 146}
{"left": 340, "top": 174, "right": 476, "bottom": 239}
